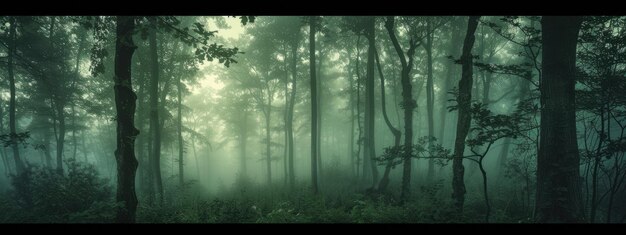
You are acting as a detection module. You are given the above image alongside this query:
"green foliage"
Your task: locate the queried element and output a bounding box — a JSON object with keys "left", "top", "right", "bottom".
{"left": 468, "top": 103, "right": 525, "bottom": 148}
{"left": 376, "top": 136, "right": 452, "bottom": 168}
{"left": 0, "top": 132, "right": 30, "bottom": 148}
{"left": 4, "top": 159, "right": 115, "bottom": 223}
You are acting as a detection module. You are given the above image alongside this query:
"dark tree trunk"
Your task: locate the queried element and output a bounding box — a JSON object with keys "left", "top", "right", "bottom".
{"left": 309, "top": 16, "right": 319, "bottom": 194}
{"left": 385, "top": 16, "right": 418, "bottom": 201}
{"left": 425, "top": 22, "right": 436, "bottom": 181}
{"left": 452, "top": 16, "right": 480, "bottom": 213}
{"left": 374, "top": 47, "right": 401, "bottom": 192}
{"left": 8, "top": 16, "right": 25, "bottom": 175}
{"left": 535, "top": 16, "right": 585, "bottom": 223}
{"left": 113, "top": 16, "right": 139, "bottom": 223}
{"left": 364, "top": 16, "right": 379, "bottom": 187}
{"left": 148, "top": 17, "right": 164, "bottom": 205}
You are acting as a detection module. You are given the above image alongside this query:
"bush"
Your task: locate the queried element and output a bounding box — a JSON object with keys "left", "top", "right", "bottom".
{"left": 6, "top": 159, "right": 115, "bottom": 223}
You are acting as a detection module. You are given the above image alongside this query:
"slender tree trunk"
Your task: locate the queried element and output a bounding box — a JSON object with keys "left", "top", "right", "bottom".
{"left": 148, "top": 17, "right": 164, "bottom": 205}
{"left": 425, "top": 24, "right": 436, "bottom": 181}
{"left": 317, "top": 48, "right": 323, "bottom": 181}
{"left": 451, "top": 16, "right": 480, "bottom": 213}
{"left": 55, "top": 104, "right": 66, "bottom": 174}
{"left": 8, "top": 17, "right": 25, "bottom": 175}
{"left": 309, "top": 16, "right": 319, "bottom": 194}
{"left": 265, "top": 96, "right": 272, "bottom": 185}
{"left": 283, "top": 58, "right": 289, "bottom": 187}
{"left": 348, "top": 52, "right": 356, "bottom": 178}
{"left": 355, "top": 36, "right": 363, "bottom": 180}
{"left": 191, "top": 135, "right": 199, "bottom": 179}
{"left": 71, "top": 31, "right": 86, "bottom": 161}
{"left": 44, "top": 130, "right": 53, "bottom": 168}
{"left": 439, "top": 18, "right": 463, "bottom": 148}
{"left": 0, "top": 101, "right": 12, "bottom": 175}
{"left": 239, "top": 111, "right": 248, "bottom": 183}
{"left": 535, "top": 16, "right": 585, "bottom": 223}
{"left": 364, "top": 17, "right": 379, "bottom": 187}
{"left": 113, "top": 15, "right": 139, "bottom": 223}
{"left": 385, "top": 16, "right": 417, "bottom": 201}
{"left": 288, "top": 39, "right": 297, "bottom": 189}
{"left": 374, "top": 47, "right": 401, "bottom": 192}
{"left": 47, "top": 16, "right": 66, "bottom": 174}
{"left": 177, "top": 70, "right": 184, "bottom": 188}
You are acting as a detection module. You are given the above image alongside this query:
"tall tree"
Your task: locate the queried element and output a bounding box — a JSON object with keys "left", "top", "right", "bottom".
{"left": 310, "top": 16, "right": 319, "bottom": 194}
{"left": 7, "top": 16, "right": 26, "bottom": 175}
{"left": 451, "top": 16, "right": 480, "bottom": 213}
{"left": 374, "top": 47, "right": 401, "bottom": 192}
{"left": 535, "top": 16, "right": 585, "bottom": 223}
{"left": 177, "top": 63, "right": 184, "bottom": 187}
{"left": 385, "top": 16, "right": 420, "bottom": 201}
{"left": 363, "top": 16, "right": 379, "bottom": 187}
{"left": 148, "top": 16, "right": 164, "bottom": 205}
{"left": 113, "top": 15, "right": 139, "bottom": 223}
{"left": 287, "top": 26, "right": 299, "bottom": 189}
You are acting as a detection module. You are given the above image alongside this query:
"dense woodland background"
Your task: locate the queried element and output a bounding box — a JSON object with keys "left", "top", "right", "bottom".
{"left": 0, "top": 16, "right": 624, "bottom": 223}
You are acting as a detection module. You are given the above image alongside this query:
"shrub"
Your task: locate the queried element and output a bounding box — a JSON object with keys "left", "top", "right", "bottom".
{"left": 7, "top": 159, "right": 114, "bottom": 223}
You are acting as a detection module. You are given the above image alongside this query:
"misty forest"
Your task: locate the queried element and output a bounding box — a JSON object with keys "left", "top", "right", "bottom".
{"left": 0, "top": 15, "right": 624, "bottom": 223}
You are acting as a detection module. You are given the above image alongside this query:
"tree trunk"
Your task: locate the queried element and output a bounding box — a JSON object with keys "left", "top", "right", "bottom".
{"left": 317, "top": 47, "right": 323, "bottom": 181}
{"left": 535, "top": 16, "right": 585, "bottom": 223}
{"left": 148, "top": 17, "right": 164, "bottom": 205}
{"left": 44, "top": 130, "right": 53, "bottom": 168}
{"left": 374, "top": 47, "right": 401, "bottom": 192}
{"left": 451, "top": 16, "right": 480, "bottom": 213}
{"left": 0, "top": 100, "right": 12, "bottom": 175}
{"left": 287, "top": 39, "right": 297, "bottom": 189}
{"left": 8, "top": 16, "right": 25, "bottom": 175}
{"left": 113, "top": 15, "right": 139, "bottom": 223}
{"left": 385, "top": 16, "right": 417, "bottom": 201}
{"left": 71, "top": 30, "right": 86, "bottom": 161}
{"left": 177, "top": 70, "right": 184, "bottom": 188}
{"left": 425, "top": 23, "right": 436, "bottom": 181}
{"left": 283, "top": 53, "right": 289, "bottom": 187}
{"left": 55, "top": 104, "right": 66, "bottom": 174}
{"left": 439, "top": 18, "right": 463, "bottom": 149}
{"left": 355, "top": 37, "right": 363, "bottom": 180}
{"left": 364, "top": 17, "right": 379, "bottom": 187}
{"left": 239, "top": 110, "right": 248, "bottom": 183}
{"left": 309, "top": 16, "right": 319, "bottom": 194}
{"left": 348, "top": 50, "right": 356, "bottom": 178}
{"left": 265, "top": 96, "right": 272, "bottom": 185}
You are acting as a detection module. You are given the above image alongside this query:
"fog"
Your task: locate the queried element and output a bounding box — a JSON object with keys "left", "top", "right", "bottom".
{"left": 0, "top": 16, "right": 624, "bottom": 223}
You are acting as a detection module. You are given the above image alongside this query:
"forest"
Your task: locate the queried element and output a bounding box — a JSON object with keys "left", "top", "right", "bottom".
{"left": 0, "top": 15, "right": 624, "bottom": 223}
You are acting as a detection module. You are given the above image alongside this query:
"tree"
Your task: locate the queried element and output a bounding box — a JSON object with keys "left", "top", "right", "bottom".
{"left": 363, "top": 16, "right": 379, "bottom": 188}
{"left": 148, "top": 16, "right": 164, "bottom": 205}
{"left": 534, "top": 16, "right": 585, "bottom": 223}
{"left": 113, "top": 15, "right": 140, "bottom": 223}
{"left": 310, "top": 16, "right": 319, "bottom": 194}
{"left": 451, "top": 16, "right": 479, "bottom": 213}
{"left": 7, "top": 16, "right": 26, "bottom": 175}
{"left": 384, "top": 16, "right": 421, "bottom": 201}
